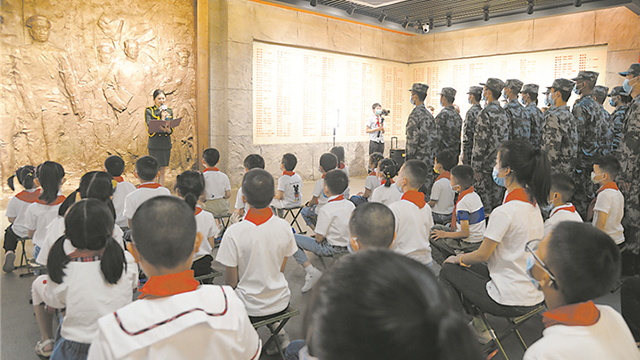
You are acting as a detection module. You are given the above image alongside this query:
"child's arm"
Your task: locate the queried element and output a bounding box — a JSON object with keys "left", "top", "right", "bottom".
{"left": 428, "top": 199, "right": 437, "bottom": 208}
{"left": 594, "top": 210, "right": 608, "bottom": 231}
{"left": 28, "top": 229, "right": 35, "bottom": 238}
{"left": 362, "top": 188, "right": 372, "bottom": 199}
{"left": 275, "top": 190, "right": 285, "bottom": 201}
{"left": 280, "top": 258, "right": 288, "bottom": 272}
{"left": 225, "top": 266, "right": 239, "bottom": 288}
{"left": 224, "top": 190, "right": 231, "bottom": 199}
{"left": 206, "top": 236, "right": 216, "bottom": 249}
{"left": 7, "top": 217, "right": 15, "bottom": 223}
{"left": 444, "top": 237, "right": 498, "bottom": 265}
{"left": 314, "top": 233, "right": 325, "bottom": 243}
{"left": 308, "top": 196, "right": 319, "bottom": 206}
{"left": 431, "top": 220, "right": 469, "bottom": 240}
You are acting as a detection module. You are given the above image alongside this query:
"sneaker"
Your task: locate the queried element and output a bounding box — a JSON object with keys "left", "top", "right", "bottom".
{"left": 301, "top": 267, "right": 322, "bottom": 293}
{"left": 469, "top": 318, "right": 493, "bottom": 345}
{"left": 3, "top": 251, "right": 15, "bottom": 273}
{"left": 266, "top": 330, "right": 290, "bottom": 356}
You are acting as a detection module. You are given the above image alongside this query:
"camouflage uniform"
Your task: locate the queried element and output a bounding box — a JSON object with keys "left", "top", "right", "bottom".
{"left": 406, "top": 83, "right": 438, "bottom": 192}
{"left": 593, "top": 85, "right": 613, "bottom": 156}
{"left": 503, "top": 79, "right": 530, "bottom": 142}
{"left": 435, "top": 105, "right": 462, "bottom": 157}
{"left": 542, "top": 105, "right": 578, "bottom": 175}
{"left": 608, "top": 86, "right": 630, "bottom": 152}
{"left": 471, "top": 80, "right": 509, "bottom": 213}
{"left": 526, "top": 103, "right": 545, "bottom": 149}
{"left": 462, "top": 86, "right": 483, "bottom": 165}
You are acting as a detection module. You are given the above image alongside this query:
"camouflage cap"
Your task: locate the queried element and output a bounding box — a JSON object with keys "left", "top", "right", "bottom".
{"left": 608, "top": 86, "right": 629, "bottom": 97}
{"left": 550, "top": 78, "right": 575, "bottom": 92}
{"left": 409, "top": 83, "right": 429, "bottom": 95}
{"left": 438, "top": 87, "right": 456, "bottom": 98}
{"left": 619, "top": 63, "right": 640, "bottom": 77}
{"left": 592, "top": 85, "right": 609, "bottom": 99}
{"left": 467, "top": 86, "right": 483, "bottom": 95}
{"left": 521, "top": 84, "right": 539, "bottom": 94}
{"left": 505, "top": 79, "right": 524, "bottom": 92}
{"left": 571, "top": 71, "right": 599, "bottom": 83}
{"left": 480, "top": 78, "right": 505, "bottom": 94}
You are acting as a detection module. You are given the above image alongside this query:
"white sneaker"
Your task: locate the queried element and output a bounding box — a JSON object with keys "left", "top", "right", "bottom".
{"left": 265, "top": 329, "right": 290, "bottom": 356}
{"left": 3, "top": 251, "right": 15, "bottom": 273}
{"left": 301, "top": 267, "right": 322, "bottom": 293}
{"left": 469, "top": 318, "right": 493, "bottom": 344}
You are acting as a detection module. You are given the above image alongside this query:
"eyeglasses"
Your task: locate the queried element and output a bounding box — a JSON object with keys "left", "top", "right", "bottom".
{"left": 525, "top": 239, "right": 556, "bottom": 282}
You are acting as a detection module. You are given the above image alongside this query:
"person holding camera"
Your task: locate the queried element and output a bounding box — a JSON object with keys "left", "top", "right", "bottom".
{"left": 145, "top": 89, "right": 173, "bottom": 185}
{"left": 367, "top": 103, "right": 386, "bottom": 156}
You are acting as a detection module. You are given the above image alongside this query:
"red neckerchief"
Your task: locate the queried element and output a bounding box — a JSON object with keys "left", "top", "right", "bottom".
{"left": 36, "top": 195, "right": 66, "bottom": 205}
{"left": 283, "top": 171, "right": 295, "bottom": 176}
{"left": 139, "top": 270, "right": 199, "bottom": 299}
{"left": 587, "top": 182, "right": 619, "bottom": 221}
{"left": 113, "top": 176, "right": 124, "bottom": 183}
{"left": 435, "top": 171, "right": 450, "bottom": 182}
{"left": 375, "top": 116, "right": 380, "bottom": 127}
{"left": 504, "top": 188, "right": 535, "bottom": 205}
{"left": 368, "top": 171, "right": 376, "bottom": 176}
{"left": 137, "top": 182, "right": 162, "bottom": 189}
{"left": 402, "top": 190, "right": 426, "bottom": 209}
{"left": 15, "top": 189, "right": 42, "bottom": 203}
{"left": 338, "top": 163, "right": 345, "bottom": 170}
{"left": 451, "top": 186, "right": 474, "bottom": 229}
{"left": 551, "top": 204, "right": 576, "bottom": 217}
{"left": 322, "top": 173, "right": 326, "bottom": 179}
{"left": 245, "top": 208, "right": 273, "bottom": 226}
{"left": 328, "top": 195, "right": 344, "bottom": 203}
{"left": 67, "top": 248, "right": 105, "bottom": 260}
{"left": 195, "top": 207, "right": 203, "bottom": 216}
{"left": 542, "top": 301, "right": 600, "bottom": 328}
{"left": 203, "top": 167, "right": 220, "bottom": 173}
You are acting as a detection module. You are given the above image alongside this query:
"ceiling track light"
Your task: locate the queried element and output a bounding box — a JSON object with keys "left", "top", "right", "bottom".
{"left": 428, "top": 18, "right": 434, "bottom": 30}
{"left": 378, "top": 12, "right": 387, "bottom": 23}
{"left": 310, "top": 0, "right": 317, "bottom": 7}
{"left": 401, "top": 16, "right": 410, "bottom": 28}
{"left": 347, "top": 6, "right": 355, "bottom": 16}
{"left": 574, "top": 0, "right": 582, "bottom": 6}
{"left": 527, "top": 0, "right": 534, "bottom": 14}
{"left": 483, "top": 6, "right": 490, "bottom": 21}
{"left": 446, "top": 14, "right": 452, "bottom": 27}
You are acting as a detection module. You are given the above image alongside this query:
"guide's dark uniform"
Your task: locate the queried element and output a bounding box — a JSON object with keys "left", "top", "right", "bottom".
{"left": 145, "top": 105, "right": 173, "bottom": 167}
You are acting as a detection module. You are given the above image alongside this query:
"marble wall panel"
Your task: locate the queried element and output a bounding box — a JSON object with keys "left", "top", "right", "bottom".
{"left": 408, "top": 34, "right": 435, "bottom": 63}
{"left": 381, "top": 31, "right": 411, "bottom": 62}
{"left": 462, "top": 26, "right": 498, "bottom": 58}
{"left": 360, "top": 24, "right": 384, "bottom": 59}
{"left": 606, "top": 49, "right": 640, "bottom": 88}
{"left": 496, "top": 21, "right": 534, "bottom": 54}
{"left": 227, "top": 41, "right": 253, "bottom": 91}
{"left": 595, "top": 7, "right": 640, "bottom": 52}
{"left": 297, "top": 11, "right": 330, "bottom": 50}
{"left": 327, "top": 18, "right": 362, "bottom": 54}
{"left": 252, "top": 2, "right": 299, "bottom": 46}
{"left": 433, "top": 31, "right": 464, "bottom": 60}
{"left": 532, "top": 11, "right": 596, "bottom": 51}
{"left": 227, "top": 0, "right": 256, "bottom": 44}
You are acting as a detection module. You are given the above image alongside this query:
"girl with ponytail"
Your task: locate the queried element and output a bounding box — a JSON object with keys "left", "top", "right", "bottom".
{"left": 175, "top": 170, "right": 218, "bottom": 279}
{"left": 439, "top": 140, "right": 550, "bottom": 340}
{"left": 32, "top": 199, "right": 138, "bottom": 359}
{"left": 3, "top": 165, "right": 39, "bottom": 272}
{"left": 369, "top": 158, "right": 403, "bottom": 206}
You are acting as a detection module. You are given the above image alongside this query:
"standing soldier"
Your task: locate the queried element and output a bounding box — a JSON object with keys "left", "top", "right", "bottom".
{"left": 471, "top": 78, "right": 509, "bottom": 213}
{"left": 503, "top": 79, "right": 529, "bottom": 142}
{"left": 435, "top": 87, "right": 462, "bottom": 158}
{"left": 405, "top": 83, "right": 437, "bottom": 192}
{"left": 593, "top": 85, "right": 613, "bottom": 156}
{"left": 461, "top": 86, "right": 483, "bottom": 165}
{"left": 522, "top": 84, "right": 545, "bottom": 149}
{"left": 608, "top": 86, "right": 631, "bottom": 152}
{"left": 617, "top": 64, "right": 640, "bottom": 255}
{"left": 542, "top": 79, "right": 578, "bottom": 175}
{"left": 571, "top": 70, "right": 605, "bottom": 218}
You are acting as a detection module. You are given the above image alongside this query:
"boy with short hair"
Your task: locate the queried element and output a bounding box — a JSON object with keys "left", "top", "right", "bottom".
{"left": 589, "top": 155, "right": 625, "bottom": 247}
{"left": 216, "top": 169, "right": 298, "bottom": 355}
{"left": 272, "top": 153, "right": 304, "bottom": 212}
{"left": 294, "top": 170, "right": 355, "bottom": 292}
{"left": 233, "top": 154, "right": 266, "bottom": 220}
{"left": 123, "top": 156, "right": 171, "bottom": 228}
{"left": 348, "top": 202, "right": 395, "bottom": 251}
{"left": 88, "top": 196, "right": 261, "bottom": 360}
{"left": 389, "top": 160, "right": 434, "bottom": 267}
{"left": 544, "top": 174, "right": 583, "bottom": 236}
{"left": 104, "top": 155, "right": 136, "bottom": 230}
{"left": 428, "top": 150, "right": 457, "bottom": 225}
{"left": 201, "top": 148, "right": 232, "bottom": 218}
{"left": 300, "top": 153, "right": 338, "bottom": 229}
{"left": 429, "top": 164, "right": 486, "bottom": 266}
{"left": 524, "top": 221, "right": 638, "bottom": 359}
{"left": 330, "top": 146, "right": 349, "bottom": 177}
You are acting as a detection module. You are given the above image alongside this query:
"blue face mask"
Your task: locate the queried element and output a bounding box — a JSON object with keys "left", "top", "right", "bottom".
{"left": 468, "top": 99, "right": 473, "bottom": 105}
{"left": 573, "top": 84, "right": 581, "bottom": 95}
{"left": 623, "top": 78, "right": 634, "bottom": 94}
{"left": 526, "top": 256, "right": 542, "bottom": 291}
{"left": 502, "top": 91, "right": 508, "bottom": 100}
{"left": 492, "top": 166, "right": 506, "bottom": 187}
{"left": 609, "top": 98, "right": 616, "bottom": 107}
{"left": 482, "top": 91, "right": 487, "bottom": 101}
{"left": 541, "top": 202, "right": 553, "bottom": 212}
{"left": 520, "top": 97, "right": 527, "bottom": 106}
{"left": 546, "top": 92, "right": 554, "bottom": 107}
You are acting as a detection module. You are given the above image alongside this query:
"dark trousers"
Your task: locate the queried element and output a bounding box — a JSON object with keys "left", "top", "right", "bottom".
{"left": 3, "top": 225, "right": 20, "bottom": 252}
{"left": 621, "top": 276, "right": 640, "bottom": 342}
{"left": 369, "top": 141, "right": 384, "bottom": 156}
{"left": 439, "top": 263, "right": 542, "bottom": 318}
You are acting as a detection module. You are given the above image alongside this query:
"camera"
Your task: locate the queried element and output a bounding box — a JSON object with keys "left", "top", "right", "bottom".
{"left": 380, "top": 109, "right": 391, "bottom": 116}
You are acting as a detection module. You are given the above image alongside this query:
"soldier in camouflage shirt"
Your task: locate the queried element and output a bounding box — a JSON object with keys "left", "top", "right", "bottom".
{"left": 608, "top": 86, "right": 631, "bottom": 152}
{"left": 471, "top": 78, "right": 509, "bottom": 213}
{"left": 503, "top": 79, "right": 530, "bottom": 142}
{"left": 405, "top": 83, "right": 437, "bottom": 193}
{"left": 593, "top": 85, "right": 613, "bottom": 156}
{"left": 522, "top": 84, "right": 545, "bottom": 149}
{"left": 542, "top": 79, "right": 578, "bottom": 175}
{"left": 435, "top": 87, "right": 462, "bottom": 158}
{"left": 462, "top": 86, "right": 483, "bottom": 165}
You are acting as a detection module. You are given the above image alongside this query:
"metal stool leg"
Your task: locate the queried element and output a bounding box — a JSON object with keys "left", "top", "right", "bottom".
{"left": 18, "top": 238, "right": 29, "bottom": 268}
{"left": 479, "top": 312, "right": 510, "bottom": 360}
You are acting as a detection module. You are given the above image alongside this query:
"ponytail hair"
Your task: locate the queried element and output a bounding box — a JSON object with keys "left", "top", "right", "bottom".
{"left": 7, "top": 165, "right": 36, "bottom": 191}
{"left": 58, "top": 171, "right": 115, "bottom": 217}
{"left": 175, "top": 170, "right": 205, "bottom": 210}
{"left": 498, "top": 140, "right": 551, "bottom": 206}
{"left": 47, "top": 199, "right": 125, "bottom": 285}
{"left": 378, "top": 158, "right": 397, "bottom": 188}
{"left": 36, "top": 161, "right": 65, "bottom": 204}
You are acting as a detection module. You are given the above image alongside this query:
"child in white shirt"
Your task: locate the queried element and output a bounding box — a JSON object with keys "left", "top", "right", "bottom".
{"left": 104, "top": 155, "right": 136, "bottom": 230}
{"left": 589, "top": 155, "right": 625, "bottom": 247}
{"left": 201, "top": 148, "right": 232, "bottom": 218}
{"left": 331, "top": 146, "right": 349, "bottom": 177}
{"left": 300, "top": 153, "right": 338, "bottom": 230}
{"left": 232, "top": 154, "right": 265, "bottom": 223}
{"left": 543, "top": 174, "right": 583, "bottom": 237}
{"left": 370, "top": 158, "right": 403, "bottom": 206}
{"left": 123, "top": 156, "right": 171, "bottom": 228}
{"left": 272, "top": 153, "right": 304, "bottom": 212}
{"left": 350, "top": 152, "right": 384, "bottom": 206}
{"left": 428, "top": 150, "right": 456, "bottom": 225}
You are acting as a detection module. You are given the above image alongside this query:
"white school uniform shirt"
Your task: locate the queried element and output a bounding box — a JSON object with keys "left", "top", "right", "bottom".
{"left": 543, "top": 203, "right": 583, "bottom": 237}
{"left": 112, "top": 180, "right": 136, "bottom": 228}
{"left": 523, "top": 305, "right": 640, "bottom": 360}
{"left": 277, "top": 172, "right": 304, "bottom": 208}
{"left": 22, "top": 193, "right": 65, "bottom": 248}
{"left": 194, "top": 207, "right": 217, "bottom": 259}
{"left": 123, "top": 183, "right": 171, "bottom": 220}
{"left": 216, "top": 210, "right": 297, "bottom": 317}
{"left": 388, "top": 191, "right": 434, "bottom": 266}
{"left": 454, "top": 190, "right": 486, "bottom": 243}
{"left": 593, "top": 186, "right": 625, "bottom": 244}
{"left": 430, "top": 175, "right": 455, "bottom": 215}
{"left": 315, "top": 195, "right": 355, "bottom": 247}
{"left": 311, "top": 178, "right": 328, "bottom": 210}
{"left": 87, "top": 285, "right": 261, "bottom": 360}
{"left": 370, "top": 183, "right": 403, "bottom": 206}
{"left": 338, "top": 163, "right": 350, "bottom": 177}
{"left": 367, "top": 114, "right": 384, "bottom": 143}
{"left": 46, "top": 248, "right": 138, "bottom": 344}
{"left": 234, "top": 187, "right": 248, "bottom": 212}
{"left": 483, "top": 189, "right": 545, "bottom": 306}
{"left": 5, "top": 188, "right": 41, "bottom": 237}
{"left": 203, "top": 168, "right": 231, "bottom": 200}
{"left": 364, "top": 173, "right": 381, "bottom": 192}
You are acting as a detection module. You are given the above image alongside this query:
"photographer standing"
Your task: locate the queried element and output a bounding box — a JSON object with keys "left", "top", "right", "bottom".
{"left": 366, "top": 103, "right": 386, "bottom": 155}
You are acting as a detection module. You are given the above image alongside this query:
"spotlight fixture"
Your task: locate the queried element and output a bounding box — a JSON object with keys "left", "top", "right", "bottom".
{"left": 378, "top": 12, "right": 387, "bottom": 23}
{"left": 419, "top": 22, "right": 429, "bottom": 34}
{"left": 428, "top": 18, "right": 434, "bottom": 31}
{"left": 347, "top": 6, "right": 355, "bottom": 16}
{"left": 574, "top": 0, "right": 582, "bottom": 6}
{"left": 310, "top": 0, "right": 317, "bottom": 7}
{"left": 446, "top": 14, "right": 452, "bottom": 27}
{"left": 401, "top": 16, "right": 410, "bottom": 29}
{"left": 527, "top": 0, "right": 534, "bottom": 14}
{"left": 483, "top": 6, "right": 490, "bottom": 21}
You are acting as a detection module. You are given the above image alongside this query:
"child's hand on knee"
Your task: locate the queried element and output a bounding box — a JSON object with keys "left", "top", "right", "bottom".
{"left": 430, "top": 230, "right": 447, "bottom": 240}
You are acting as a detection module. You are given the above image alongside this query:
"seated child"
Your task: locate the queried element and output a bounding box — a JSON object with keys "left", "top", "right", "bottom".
{"left": 300, "top": 153, "right": 338, "bottom": 229}
{"left": 350, "top": 152, "right": 384, "bottom": 206}
{"left": 370, "top": 158, "right": 403, "bottom": 206}
{"left": 429, "top": 165, "right": 485, "bottom": 266}
{"left": 104, "top": 155, "right": 136, "bottom": 230}
{"left": 233, "top": 154, "right": 265, "bottom": 222}
{"left": 3, "top": 165, "right": 39, "bottom": 273}
{"left": 428, "top": 150, "right": 457, "bottom": 225}
{"left": 123, "top": 156, "right": 171, "bottom": 228}
{"left": 272, "top": 153, "right": 304, "bottom": 212}
{"left": 544, "top": 173, "right": 583, "bottom": 236}
{"left": 216, "top": 169, "right": 298, "bottom": 355}
{"left": 589, "top": 155, "right": 625, "bottom": 247}
{"left": 294, "top": 170, "right": 355, "bottom": 292}
{"left": 201, "top": 148, "right": 232, "bottom": 218}
{"left": 88, "top": 196, "right": 261, "bottom": 359}
{"left": 331, "top": 145, "right": 349, "bottom": 177}
{"left": 348, "top": 202, "right": 395, "bottom": 251}
{"left": 523, "top": 221, "right": 638, "bottom": 359}
{"left": 388, "top": 160, "right": 434, "bottom": 267}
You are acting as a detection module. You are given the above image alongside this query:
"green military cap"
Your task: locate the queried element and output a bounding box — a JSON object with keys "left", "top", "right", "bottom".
{"left": 409, "top": 83, "right": 429, "bottom": 95}
{"left": 480, "top": 78, "right": 505, "bottom": 94}
{"left": 571, "top": 71, "right": 599, "bottom": 83}
{"left": 467, "top": 86, "right": 483, "bottom": 95}
{"left": 438, "top": 87, "right": 456, "bottom": 98}
{"left": 592, "top": 85, "right": 609, "bottom": 99}
{"left": 505, "top": 79, "right": 524, "bottom": 92}
{"left": 522, "top": 84, "right": 539, "bottom": 94}
{"left": 549, "top": 78, "right": 575, "bottom": 92}
{"left": 619, "top": 63, "right": 640, "bottom": 77}
{"left": 608, "top": 86, "right": 629, "bottom": 97}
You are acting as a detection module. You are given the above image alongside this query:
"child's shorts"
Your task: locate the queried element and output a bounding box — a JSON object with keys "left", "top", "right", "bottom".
{"left": 202, "top": 198, "right": 231, "bottom": 217}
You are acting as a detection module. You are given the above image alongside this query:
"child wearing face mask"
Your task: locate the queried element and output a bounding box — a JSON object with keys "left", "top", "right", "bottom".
{"left": 587, "top": 155, "right": 625, "bottom": 248}
{"left": 428, "top": 150, "right": 457, "bottom": 225}
{"left": 543, "top": 174, "right": 583, "bottom": 237}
